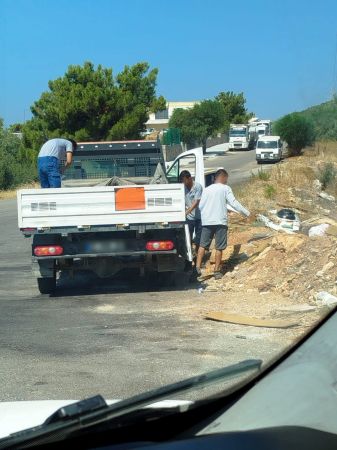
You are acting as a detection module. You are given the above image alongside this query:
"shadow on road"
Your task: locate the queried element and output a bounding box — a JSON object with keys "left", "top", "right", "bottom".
{"left": 50, "top": 269, "right": 197, "bottom": 298}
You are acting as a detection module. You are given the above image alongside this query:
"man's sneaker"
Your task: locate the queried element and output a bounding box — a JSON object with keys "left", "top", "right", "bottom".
{"left": 214, "top": 271, "right": 223, "bottom": 280}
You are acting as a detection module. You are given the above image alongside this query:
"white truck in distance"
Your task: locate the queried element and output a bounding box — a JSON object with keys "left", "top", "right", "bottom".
{"left": 228, "top": 124, "right": 250, "bottom": 151}
{"left": 256, "top": 135, "right": 283, "bottom": 164}
{"left": 17, "top": 140, "right": 213, "bottom": 294}
{"left": 248, "top": 119, "right": 272, "bottom": 148}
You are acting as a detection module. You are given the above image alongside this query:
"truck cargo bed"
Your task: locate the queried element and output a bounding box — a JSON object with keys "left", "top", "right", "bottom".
{"left": 17, "top": 184, "right": 185, "bottom": 229}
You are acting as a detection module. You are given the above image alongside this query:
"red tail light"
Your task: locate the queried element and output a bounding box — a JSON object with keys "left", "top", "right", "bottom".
{"left": 146, "top": 240, "right": 174, "bottom": 251}
{"left": 34, "top": 246, "right": 63, "bottom": 256}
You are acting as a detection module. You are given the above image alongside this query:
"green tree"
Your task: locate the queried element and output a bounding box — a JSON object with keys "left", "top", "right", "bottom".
{"left": 215, "top": 91, "right": 252, "bottom": 131}
{"left": 169, "top": 100, "right": 225, "bottom": 153}
{"left": 23, "top": 61, "right": 166, "bottom": 150}
{"left": 0, "top": 119, "right": 37, "bottom": 190}
{"left": 273, "top": 113, "right": 315, "bottom": 156}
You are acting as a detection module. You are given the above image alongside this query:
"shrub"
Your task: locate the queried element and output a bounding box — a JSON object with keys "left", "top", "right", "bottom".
{"left": 253, "top": 168, "right": 271, "bottom": 181}
{"left": 319, "top": 162, "right": 337, "bottom": 190}
{"left": 273, "top": 113, "right": 315, "bottom": 156}
{"left": 264, "top": 184, "right": 276, "bottom": 199}
{"left": 0, "top": 121, "right": 37, "bottom": 190}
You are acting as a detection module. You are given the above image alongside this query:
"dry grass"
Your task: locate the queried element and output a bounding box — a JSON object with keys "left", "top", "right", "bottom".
{"left": 0, "top": 182, "right": 39, "bottom": 201}
{"left": 235, "top": 140, "right": 337, "bottom": 213}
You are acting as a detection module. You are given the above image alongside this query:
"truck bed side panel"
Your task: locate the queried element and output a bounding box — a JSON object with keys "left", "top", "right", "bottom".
{"left": 17, "top": 185, "right": 185, "bottom": 228}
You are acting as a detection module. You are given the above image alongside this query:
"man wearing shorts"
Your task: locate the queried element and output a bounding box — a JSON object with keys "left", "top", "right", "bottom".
{"left": 37, "top": 138, "right": 77, "bottom": 188}
{"left": 195, "top": 169, "right": 250, "bottom": 280}
{"left": 180, "top": 170, "right": 203, "bottom": 249}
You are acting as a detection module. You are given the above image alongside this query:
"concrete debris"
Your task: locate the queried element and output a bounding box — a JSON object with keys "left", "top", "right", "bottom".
{"left": 319, "top": 192, "right": 336, "bottom": 202}
{"left": 257, "top": 214, "right": 295, "bottom": 234}
{"left": 313, "top": 179, "right": 322, "bottom": 191}
{"left": 314, "top": 291, "right": 337, "bottom": 308}
{"left": 316, "top": 261, "right": 335, "bottom": 277}
{"left": 308, "top": 224, "right": 330, "bottom": 237}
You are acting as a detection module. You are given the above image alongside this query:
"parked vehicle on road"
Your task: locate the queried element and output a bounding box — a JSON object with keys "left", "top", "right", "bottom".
{"left": 228, "top": 124, "right": 249, "bottom": 150}
{"left": 140, "top": 128, "right": 155, "bottom": 137}
{"left": 256, "top": 135, "right": 283, "bottom": 163}
{"left": 17, "top": 140, "right": 213, "bottom": 294}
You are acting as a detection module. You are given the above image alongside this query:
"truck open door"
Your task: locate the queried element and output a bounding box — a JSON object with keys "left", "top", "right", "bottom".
{"left": 166, "top": 148, "right": 205, "bottom": 188}
{"left": 165, "top": 148, "right": 205, "bottom": 263}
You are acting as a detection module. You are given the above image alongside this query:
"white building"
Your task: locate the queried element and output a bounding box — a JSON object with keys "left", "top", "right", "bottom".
{"left": 146, "top": 101, "right": 199, "bottom": 132}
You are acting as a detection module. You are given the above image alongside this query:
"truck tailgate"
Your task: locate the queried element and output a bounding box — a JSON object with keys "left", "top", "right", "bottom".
{"left": 17, "top": 185, "right": 185, "bottom": 228}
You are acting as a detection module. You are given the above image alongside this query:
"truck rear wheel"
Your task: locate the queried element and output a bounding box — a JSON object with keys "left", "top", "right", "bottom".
{"left": 37, "top": 276, "right": 56, "bottom": 294}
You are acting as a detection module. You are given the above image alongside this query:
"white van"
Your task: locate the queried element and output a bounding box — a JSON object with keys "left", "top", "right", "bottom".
{"left": 256, "top": 135, "right": 283, "bottom": 164}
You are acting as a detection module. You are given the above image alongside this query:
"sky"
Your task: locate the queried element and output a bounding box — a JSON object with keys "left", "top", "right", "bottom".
{"left": 1, "top": 0, "right": 337, "bottom": 125}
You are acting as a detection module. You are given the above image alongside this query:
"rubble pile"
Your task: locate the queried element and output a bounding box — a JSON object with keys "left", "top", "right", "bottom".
{"left": 204, "top": 218, "right": 337, "bottom": 305}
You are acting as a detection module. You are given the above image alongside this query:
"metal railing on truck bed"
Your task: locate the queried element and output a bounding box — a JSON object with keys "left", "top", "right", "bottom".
{"left": 62, "top": 140, "right": 165, "bottom": 182}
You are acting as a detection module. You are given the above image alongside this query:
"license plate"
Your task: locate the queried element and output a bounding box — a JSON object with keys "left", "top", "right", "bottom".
{"left": 84, "top": 241, "right": 126, "bottom": 252}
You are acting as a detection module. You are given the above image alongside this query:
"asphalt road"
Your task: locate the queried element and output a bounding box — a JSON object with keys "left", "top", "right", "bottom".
{"left": 0, "top": 148, "right": 278, "bottom": 402}
{"left": 203, "top": 144, "right": 260, "bottom": 185}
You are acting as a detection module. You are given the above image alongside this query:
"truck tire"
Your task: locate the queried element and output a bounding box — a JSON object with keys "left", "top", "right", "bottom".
{"left": 37, "top": 276, "right": 56, "bottom": 294}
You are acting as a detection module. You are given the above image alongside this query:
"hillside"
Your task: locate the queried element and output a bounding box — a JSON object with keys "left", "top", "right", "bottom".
{"left": 299, "top": 96, "right": 337, "bottom": 140}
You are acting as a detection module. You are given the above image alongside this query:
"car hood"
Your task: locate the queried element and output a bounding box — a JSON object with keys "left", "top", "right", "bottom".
{"left": 0, "top": 399, "right": 192, "bottom": 439}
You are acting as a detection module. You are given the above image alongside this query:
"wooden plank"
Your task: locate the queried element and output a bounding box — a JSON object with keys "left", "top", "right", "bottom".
{"left": 205, "top": 311, "right": 298, "bottom": 329}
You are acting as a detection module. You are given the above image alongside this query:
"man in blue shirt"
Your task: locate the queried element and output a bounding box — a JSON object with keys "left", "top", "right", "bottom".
{"left": 37, "top": 138, "right": 77, "bottom": 188}
{"left": 180, "top": 170, "right": 203, "bottom": 272}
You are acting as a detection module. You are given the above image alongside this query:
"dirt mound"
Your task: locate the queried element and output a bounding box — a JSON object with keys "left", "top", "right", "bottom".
{"left": 205, "top": 222, "right": 336, "bottom": 304}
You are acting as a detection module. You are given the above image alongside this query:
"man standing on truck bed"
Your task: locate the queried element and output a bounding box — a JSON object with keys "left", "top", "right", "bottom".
{"left": 37, "top": 138, "right": 77, "bottom": 188}
{"left": 180, "top": 170, "right": 203, "bottom": 270}
{"left": 195, "top": 168, "right": 250, "bottom": 280}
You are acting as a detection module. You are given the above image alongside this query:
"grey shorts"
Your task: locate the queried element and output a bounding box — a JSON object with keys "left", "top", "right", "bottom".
{"left": 200, "top": 225, "right": 228, "bottom": 250}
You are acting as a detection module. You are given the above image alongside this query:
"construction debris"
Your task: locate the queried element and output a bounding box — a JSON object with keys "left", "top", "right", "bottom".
{"left": 257, "top": 214, "right": 294, "bottom": 233}
{"left": 314, "top": 291, "right": 337, "bottom": 308}
{"left": 319, "top": 192, "right": 335, "bottom": 202}
{"left": 308, "top": 224, "right": 330, "bottom": 237}
{"left": 198, "top": 144, "right": 337, "bottom": 332}
{"left": 205, "top": 312, "right": 298, "bottom": 329}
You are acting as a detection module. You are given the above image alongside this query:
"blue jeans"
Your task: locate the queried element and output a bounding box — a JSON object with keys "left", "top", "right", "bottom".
{"left": 38, "top": 156, "right": 61, "bottom": 188}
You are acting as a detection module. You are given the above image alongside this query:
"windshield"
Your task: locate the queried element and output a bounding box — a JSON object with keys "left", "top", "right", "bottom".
{"left": 230, "top": 130, "right": 247, "bottom": 137}
{"left": 257, "top": 140, "right": 278, "bottom": 149}
{"left": 1, "top": 0, "right": 336, "bottom": 439}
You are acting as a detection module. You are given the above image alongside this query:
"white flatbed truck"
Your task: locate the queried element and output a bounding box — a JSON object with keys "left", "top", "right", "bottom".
{"left": 17, "top": 140, "right": 211, "bottom": 293}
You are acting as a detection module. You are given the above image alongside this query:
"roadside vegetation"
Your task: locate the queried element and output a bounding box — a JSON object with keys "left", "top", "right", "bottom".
{"left": 0, "top": 120, "right": 37, "bottom": 191}
{"left": 273, "top": 113, "right": 315, "bottom": 156}
{"left": 169, "top": 91, "right": 252, "bottom": 153}
{"left": 1, "top": 58, "right": 336, "bottom": 193}
{"left": 236, "top": 141, "right": 337, "bottom": 212}
{"left": 298, "top": 95, "right": 337, "bottom": 140}
{"left": 319, "top": 162, "right": 337, "bottom": 190}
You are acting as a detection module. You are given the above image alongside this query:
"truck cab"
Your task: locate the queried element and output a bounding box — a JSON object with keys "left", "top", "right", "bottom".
{"left": 228, "top": 124, "right": 249, "bottom": 151}
{"left": 256, "top": 135, "right": 283, "bottom": 164}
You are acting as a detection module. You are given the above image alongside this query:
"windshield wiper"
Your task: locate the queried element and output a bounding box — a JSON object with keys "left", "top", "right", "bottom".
{"left": 0, "top": 359, "right": 261, "bottom": 449}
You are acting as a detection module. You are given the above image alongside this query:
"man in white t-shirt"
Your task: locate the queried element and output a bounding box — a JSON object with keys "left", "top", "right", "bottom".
{"left": 195, "top": 169, "right": 250, "bottom": 280}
